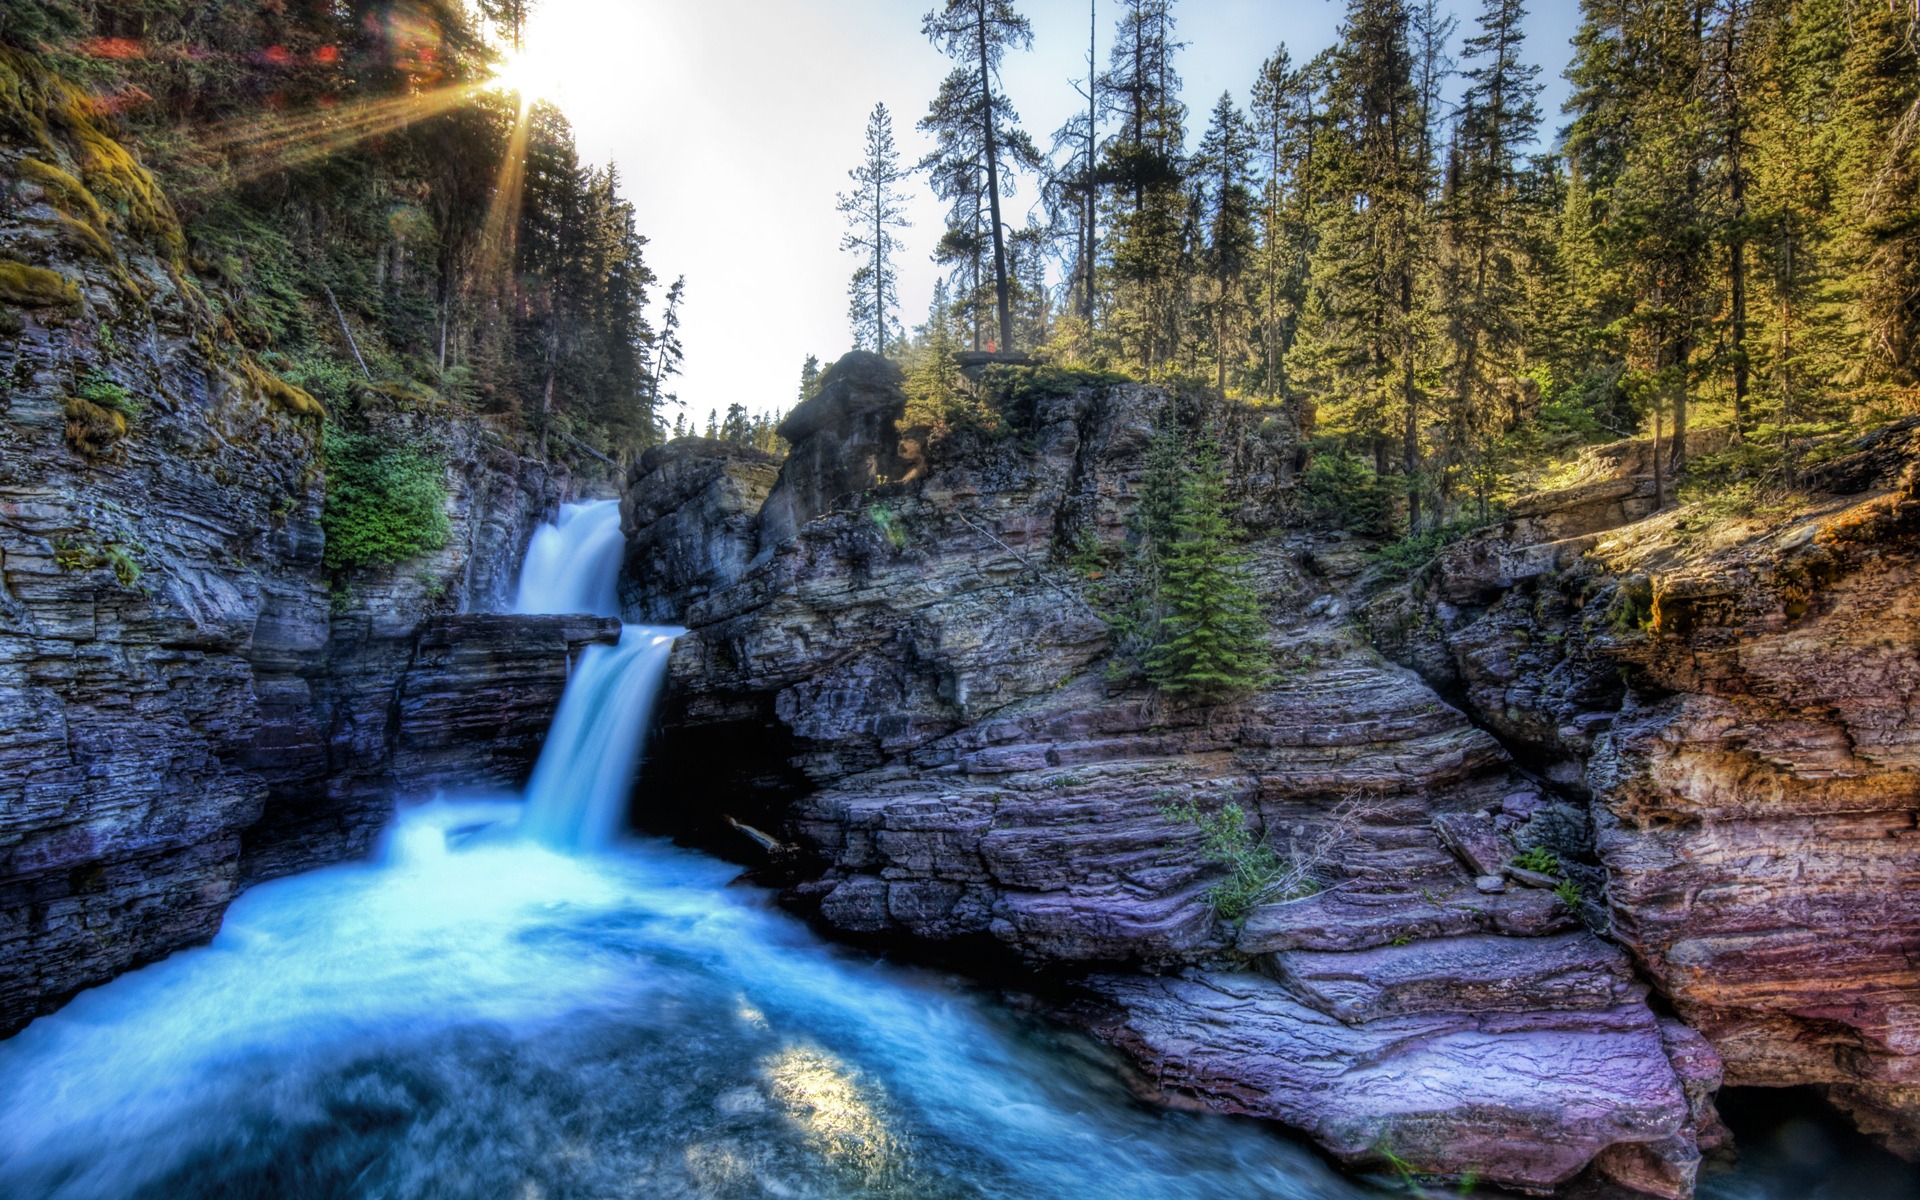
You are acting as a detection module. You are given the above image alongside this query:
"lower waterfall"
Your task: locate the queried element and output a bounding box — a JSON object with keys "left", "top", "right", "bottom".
{"left": 0, "top": 504, "right": 1887, "bottom": 1199}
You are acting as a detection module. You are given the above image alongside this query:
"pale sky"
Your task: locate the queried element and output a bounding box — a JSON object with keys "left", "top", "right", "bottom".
{"left": 512, "top": 0, "right": 1582, "bottom": 425}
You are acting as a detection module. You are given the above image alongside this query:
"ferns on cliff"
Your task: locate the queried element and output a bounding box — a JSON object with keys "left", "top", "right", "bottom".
{"left": 319, "top": 429, "right": 450, "bottom": 571}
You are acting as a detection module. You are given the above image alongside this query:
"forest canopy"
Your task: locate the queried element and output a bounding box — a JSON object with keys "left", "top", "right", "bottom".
{"left": 849, "top": 0, "right": 1920, "bottom": 534}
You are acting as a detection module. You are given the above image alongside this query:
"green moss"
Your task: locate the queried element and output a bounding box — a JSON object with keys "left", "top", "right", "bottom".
{"left": 244, "top": 358, "right": 325, "bottom": 419}
{"left": 0, "top": 257, "right": 80, "bottom": 311}
{"left": 61, "top": 395, "right": 125, "bottom": 455}
{"left": 321, "top": 428, "right": 450, "bottom": 571}
{"left": 18, "top": 155, "right": 106, "bottom": 227}
{"left": 75, "top": 367, "right": 140, "bottom": 418}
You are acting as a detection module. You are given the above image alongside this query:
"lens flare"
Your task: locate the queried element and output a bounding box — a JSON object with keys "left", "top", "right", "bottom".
{"left": 489, "top": 46, "right": 566, "bottom": 104}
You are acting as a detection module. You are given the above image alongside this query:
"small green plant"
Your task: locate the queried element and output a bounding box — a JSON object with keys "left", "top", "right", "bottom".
{"left": 869, "top": 503, "right": 908, "bottom": 550}
{"left": 1554, "top": 880, "right": 1584, "bottom": 908}
{"left": 1512, "top": 846, "right": 1561, "bottom": 875}
{"left": 321, "top": 428, "right": 450, "bottom": 571}
{"left": 76, "top": 368, "right": 142, "bottom": 419}
{"left": 1163, "top": 800, "right": 1295, "bottom": 920}
{"left": 1042, "top": 773, "right": 1092, "bottom": 789}
{"left": 51, "top": 537, "right": 145, "bottom": 589}
{"left": 1163, "top": 794, "right": 1366, "bottom": 921}
{"left": 1391, "top": 934, "right": 1413, "bottom": 947}
{"left": 1370, "top": 518, "right": 1486, "bottom": 577}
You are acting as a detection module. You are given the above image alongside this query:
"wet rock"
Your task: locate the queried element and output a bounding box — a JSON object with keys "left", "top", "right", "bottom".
{"left": 1081, "top": 968, "right": 1702, "bottom": 1195}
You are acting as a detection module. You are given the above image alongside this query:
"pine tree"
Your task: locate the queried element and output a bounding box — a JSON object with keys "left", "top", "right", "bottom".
{"left": 1146, "top": 436, "right": 1269, "bottom": 698}
{"left": 1565, "top": 0, "right": 1716, "bottom": 488}
{"left": 1437, "top": 0, "right": 1541, "bottom": 507}
{"left": 1100, "top": 0, "right": 1189, "bottom": 373}
{"left": 921, "top": 0, "right": 1042, "bottom": 354}
{"left": 643, "top": 275, "right": 685, "bottom": 413}
{"left": 1248, "top": 45, "right": 1320, "bottom": 401}
{"left": 1288, "top": 0, "right": 1431, "bottom": 524}
{"left": 838, "top": 103, "right": 912, "bottom": 354}
{"left": 1195, "top": 93, "right": 1259, "bottom": 392}
{"left": 798, "top": 353, "right": 824, "bottom": 402}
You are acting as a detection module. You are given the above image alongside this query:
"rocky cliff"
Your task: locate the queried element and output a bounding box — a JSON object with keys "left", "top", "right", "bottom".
{"left": 1367, "top": 421, "right": 1920, "bottom": 1163}
{"left": 619, "top": 352, "right": 1732, "bottom": 1197}
{"left": 0, "top": 53, "right": 607, "bottom": 1035}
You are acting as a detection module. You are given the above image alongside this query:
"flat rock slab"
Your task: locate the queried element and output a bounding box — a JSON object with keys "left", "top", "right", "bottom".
{"left": 1082, "top": 968, "right": 1695, "bottom": 1194}
{"left": 1236, "top": 882, "right": 1575, "bottom": 954}
{"left": 1265, "top": 932, "right": 1640, "bottom": 1023}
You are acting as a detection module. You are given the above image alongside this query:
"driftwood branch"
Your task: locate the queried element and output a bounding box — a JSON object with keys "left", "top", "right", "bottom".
{"left": 320, "top": 283, "right": 373, "bottom": 382}
{"left": 556, "top": 429, "right": 619, "bottom": 469}
{"left": 951, "top": 510, "right": 1102, "bottom": 621}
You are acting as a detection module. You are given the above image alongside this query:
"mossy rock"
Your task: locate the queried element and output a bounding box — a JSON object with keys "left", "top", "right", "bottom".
{"left": 17, "top": 155, "right": 107, "bottom": 228}
{"left": 244, "top": 357, "right": 326, "bottom": 419}
{"left": 0, "top": 257, "right": 81, "bottom": 311}
{"left": 62, "top": 396, "right": 126, "bottom": 457}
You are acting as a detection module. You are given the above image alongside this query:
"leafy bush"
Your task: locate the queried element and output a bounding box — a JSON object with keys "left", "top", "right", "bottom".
{"left": 1298, "top": 450, "right": 1398, "bottom": 538}
{"left": 1370, "top": 518, "right": 1486, "bottom": 577}
{"left": 321, "top": 428, "right": 450, "bottom": 570}
{"left": 1162, "top": 801, "right": 1299, "bottom": 920}
{"left": 1163, "top": 793, "right": 1366, "bottom": 921}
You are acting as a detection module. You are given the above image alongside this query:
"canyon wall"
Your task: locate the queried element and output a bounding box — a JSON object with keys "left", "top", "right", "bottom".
{"left": 1366, "top": 421, "right": 1920, "bottom": 1161}
{"left": 619, "top": 353, "right": 1732, "bottom": 1198}
{"left": 0, "top": 56, "right": 605, "bottom": 1035}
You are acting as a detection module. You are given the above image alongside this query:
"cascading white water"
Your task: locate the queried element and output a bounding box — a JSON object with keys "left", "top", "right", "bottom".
{"left": 509, "top": 498, "right": 683, "bottom": 851}
{"left": 512, "top": 499, "right": 627, "bottom": 618}
{"left": 521, "top": 624, "right": 679, "bottom": 850}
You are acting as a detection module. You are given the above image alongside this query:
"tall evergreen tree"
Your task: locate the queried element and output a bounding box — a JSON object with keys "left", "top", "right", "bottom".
{"left": 1100, "top": 0, "right": 1190, "bottom": 373}
{"left": 921, "top": 0, "right": 1041, "bottom": 354}
{"left": 1146, "top": 436, "right": 1269, "bottom": 698}
{"left": 1565, "top": 0, "right": 1716, "bottom": 488}
{"left": 1437, "top": 0, "right": 1541, "bottom": 504}
{"left": 1288, "top": 0, "right": 1431, "bottom": 525}
{"left": 838, "top": 103, "right": 912, "bottom": 354}
{"left": 1194, "top": 94, "right": 1259, "bottom": 392}
{"left": 1248, "top": 45, "right": 1321, "bottom": 401}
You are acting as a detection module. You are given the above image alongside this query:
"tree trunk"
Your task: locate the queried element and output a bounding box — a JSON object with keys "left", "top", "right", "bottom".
{"left": 978, "top": 4, "right": 1014, "bottom": 355}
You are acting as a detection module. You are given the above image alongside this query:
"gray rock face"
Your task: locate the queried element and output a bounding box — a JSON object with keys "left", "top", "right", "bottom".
{"left": 618, "top": 439, "right": 780, "bottom": 623}
{"left": 0, "top": 114, "right": 595, "bottom": 1033}
{"left": 624, "top": 354, "right": 1721, "bottom": 1194}
{"left": 757, "top": 352, "right": 915, "bottom": 550}
{"left": 1367, "top": 425, "right": 1920, "bottom": 1159}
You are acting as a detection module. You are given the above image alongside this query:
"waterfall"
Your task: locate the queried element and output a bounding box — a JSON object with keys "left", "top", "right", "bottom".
{"left": 512, "top": 500, "right": 627, "bottom": 618}
{"left": 507, "top": 499, "right": 683, "bottom": 851}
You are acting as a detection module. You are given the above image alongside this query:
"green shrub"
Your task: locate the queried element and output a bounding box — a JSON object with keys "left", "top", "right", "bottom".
{"left": 1162, "top": 801, "right": 1301, "bottom": 920}
{"left": 1370, "top": 518, "right": 1486, "bottom": 577}
{"left": 321, "top": 428, "right": 450, "bottom": 570}
{"left": 1553, "top": 880, "right": 1584, "bottom": 908}
{"left": 1298, "top": 450, "right": 1397, "bottom": 538}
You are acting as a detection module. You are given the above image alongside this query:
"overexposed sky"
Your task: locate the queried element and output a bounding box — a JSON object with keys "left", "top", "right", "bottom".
{"left": 512, "top": 0, "right": 1581, "bottom": 424}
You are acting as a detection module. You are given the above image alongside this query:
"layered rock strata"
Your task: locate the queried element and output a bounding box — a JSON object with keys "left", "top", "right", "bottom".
{"left": 1368, "top": 424, "right": 1920, "bottom": 1159}
{"left": 622, "top": 353, "right": 1723, "bottom": 1195}
{"left": 0, "top": 71, "right": 603, "bottom": 1034}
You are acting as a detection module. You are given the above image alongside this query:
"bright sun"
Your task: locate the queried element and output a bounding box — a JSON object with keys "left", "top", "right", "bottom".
{"left": 490, "top": 47, "right": 567, "bottom": 105}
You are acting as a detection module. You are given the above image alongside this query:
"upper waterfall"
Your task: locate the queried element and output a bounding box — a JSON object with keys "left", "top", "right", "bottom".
{"left": 512, "top": 500, "right": 626, "bottom": 618}
{"left": 507, "top": 497, "right": 681, "bottom": 852}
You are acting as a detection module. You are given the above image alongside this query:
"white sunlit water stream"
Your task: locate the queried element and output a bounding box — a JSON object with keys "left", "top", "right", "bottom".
{"left": 0, "top": 499, "right": 1911, "bottom": 1199}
